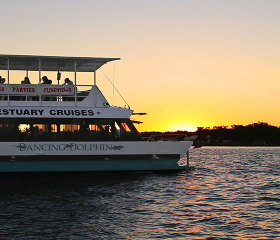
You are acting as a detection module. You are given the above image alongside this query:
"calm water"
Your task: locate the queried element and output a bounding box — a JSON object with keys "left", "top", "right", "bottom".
{"left": 0, "top": 147, "right": 279, "bottom": 239}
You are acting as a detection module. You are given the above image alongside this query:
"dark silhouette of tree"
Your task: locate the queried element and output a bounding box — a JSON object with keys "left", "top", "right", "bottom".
{"left": 141, "top": 122, "right": 280, "bottom": 146}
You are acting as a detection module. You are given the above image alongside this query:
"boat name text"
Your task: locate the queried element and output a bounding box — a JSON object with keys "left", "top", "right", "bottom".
{"left": 15, "top": 143, "right": 124, "bottom": 152}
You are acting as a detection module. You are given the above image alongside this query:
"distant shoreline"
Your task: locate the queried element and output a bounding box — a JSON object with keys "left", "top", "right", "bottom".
{"left": 192, "top": 145, "right": 280, "bottom": 147}
{"left": 141, "top": 122, "right": 280, "bottom": 147}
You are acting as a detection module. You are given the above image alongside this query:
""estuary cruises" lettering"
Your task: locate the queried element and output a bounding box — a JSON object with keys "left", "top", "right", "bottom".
{"left": 0, "top": 108, "right": 94, "bottom": 116}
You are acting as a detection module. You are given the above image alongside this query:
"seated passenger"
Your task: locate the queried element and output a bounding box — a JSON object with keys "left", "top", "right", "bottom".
{"left": 41, "top": 76, "right": 52, "bottom": 84}
{"left": 0, "top": 78, "right": 6, "bottom": 84}
{"left": 63, "top": 78, "right": 73, "bottom": 85}
{"left": 21, "top": 76, "right": 31, "bottom": 84}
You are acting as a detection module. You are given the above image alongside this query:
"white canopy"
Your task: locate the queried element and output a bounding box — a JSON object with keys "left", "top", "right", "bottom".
{"left": 0, "top": 54, "right": 120, "bottom": 72}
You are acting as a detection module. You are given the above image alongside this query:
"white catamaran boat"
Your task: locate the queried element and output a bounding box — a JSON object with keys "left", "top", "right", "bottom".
{"left": 0, "top": 54, "right": 192, "bottom": 172}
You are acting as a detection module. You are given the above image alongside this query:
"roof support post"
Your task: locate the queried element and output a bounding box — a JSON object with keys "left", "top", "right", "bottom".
{"left": 38, "top": 58, "right": 41, "bottom": 83}
{"left": 74, "top": 60, "right": 77, "bottom": 104}
{"left": 94, "top": 62, "right": 96, "bottom": 85}
{"left": 93, "top": 63, "right": 97, "bottom": 107}
{"left": 7, "top": 57, "right": 10, "bottom": 103}
{"left": 7, "top": 57, "right": 10, "bottom": 84}
{"left": 38, "top": 58, "right": 41, "bottom": 102}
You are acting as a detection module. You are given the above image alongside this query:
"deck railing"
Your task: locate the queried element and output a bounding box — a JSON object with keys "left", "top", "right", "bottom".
{"left": 0, "top": 84, "right": 92, "bottom": 103}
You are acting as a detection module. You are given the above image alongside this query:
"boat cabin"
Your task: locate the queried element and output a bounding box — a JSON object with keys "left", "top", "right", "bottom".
{"left": 0, "top": 54, "right": 142, "bottom": 142}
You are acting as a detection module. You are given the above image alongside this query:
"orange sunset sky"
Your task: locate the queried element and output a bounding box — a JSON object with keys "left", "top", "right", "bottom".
{"left": 0, "top": 0, "right": 279, "bottom": 132}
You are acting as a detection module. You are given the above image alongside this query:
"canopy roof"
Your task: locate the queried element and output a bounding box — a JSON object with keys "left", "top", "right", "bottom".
{"left": 0, "top": 54, "right": 120, "bottom": 72}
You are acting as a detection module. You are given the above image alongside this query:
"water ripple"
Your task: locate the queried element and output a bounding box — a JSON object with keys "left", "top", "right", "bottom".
{"left": 0, "top": 147, "right": 279, "bottom": 239}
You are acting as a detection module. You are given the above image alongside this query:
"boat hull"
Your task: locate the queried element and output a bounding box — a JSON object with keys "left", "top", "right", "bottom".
{"left": 0, "top": 158, "right": 187, "bottom": 172}
{"left": 0, "top": 141, "right": 192, "bottom": 172}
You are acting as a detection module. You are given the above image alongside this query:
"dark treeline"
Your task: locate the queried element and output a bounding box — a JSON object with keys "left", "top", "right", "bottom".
{"left": 141, "top": 122, "right": 280, "bottom": 146}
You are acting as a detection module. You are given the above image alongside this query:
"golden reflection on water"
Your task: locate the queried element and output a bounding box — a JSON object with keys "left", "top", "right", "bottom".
{"left": 0, "top": 147, "right": 279, "bottom": 239}
{"left": 173, "top": 150, "right": 280, "bottom": 238}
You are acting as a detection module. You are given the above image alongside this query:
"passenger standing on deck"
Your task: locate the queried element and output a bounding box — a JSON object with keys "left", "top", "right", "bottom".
{"left": 63, "top": 78, "right": 73, "bottom": 85}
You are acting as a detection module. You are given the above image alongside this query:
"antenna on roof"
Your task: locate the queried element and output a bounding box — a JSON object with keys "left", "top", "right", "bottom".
{"left": 113, "top": 64, "right": 115, "bottom": 106}
{"left": 101, "top": 69, "right": 130, "bottom": 109}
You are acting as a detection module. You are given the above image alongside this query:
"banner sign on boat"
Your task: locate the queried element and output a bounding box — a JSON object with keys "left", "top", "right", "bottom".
{"left": 0, "top": 84, "right": 74, "bottom": 96}
{"left": 15, "top": 143, "right": 123, "bottom": 152}
{"left": 0, "top": 106, "right": 132, "bottom": 119}
{"left": 0, "top": 107, "right": 94, "bottom": 118}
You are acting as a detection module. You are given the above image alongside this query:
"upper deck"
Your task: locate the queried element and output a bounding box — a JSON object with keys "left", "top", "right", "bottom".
{"left": 0, "top": 54, "right": 119, "bottom": 107}
{"left": 0, "top": 54, "right": 133, "bottom": 118}
{"left": 0, "top": 84, "right": 110, "bottom": 107}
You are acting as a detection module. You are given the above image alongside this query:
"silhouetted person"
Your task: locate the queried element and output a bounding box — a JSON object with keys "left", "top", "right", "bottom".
{"left": 0, "top": 78, "right": 6, "bottom": 100}
{"left": 41, "top": 76, "right": 52, "bottom": 84}
{"left": 21, "top": 76, "right": 31, "bottom": 84}
{"left": 63, "top": 78, "right": 73, "bottom": 85}
{"left": 0, "top": 78, "right": 6, "bottom": 84}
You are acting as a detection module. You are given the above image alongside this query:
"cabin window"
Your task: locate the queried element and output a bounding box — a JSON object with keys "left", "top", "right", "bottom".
{"left": 19, "top": 124, "right": 30, "bottom": 132}
{"left": 60, "top": 124, "right": 80, "bottom": 132}
{"left": 89, "top": 124, "right": 98, "bottom": 131}
{"left": 115, "top": 122, "right": 120, "bottom": 131}
{"left": 51, "top": 124, "right": 57, "bottom": 133}
{"left": 120, "top": 122, "right": 132, "bottom": 132}
{"left": 0, "top": 123, "right": 18, "bottom": 141}
{"left": 33, "top": 124, "right": 47, "bottom": 132}
{"left": 0, "top": 118, "right": 142, "bottom": 142}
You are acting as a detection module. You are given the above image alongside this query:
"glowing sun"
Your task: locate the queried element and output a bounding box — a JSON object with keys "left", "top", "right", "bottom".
{"left": 168, "top": 124, "right": 197, "bottom": 132}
